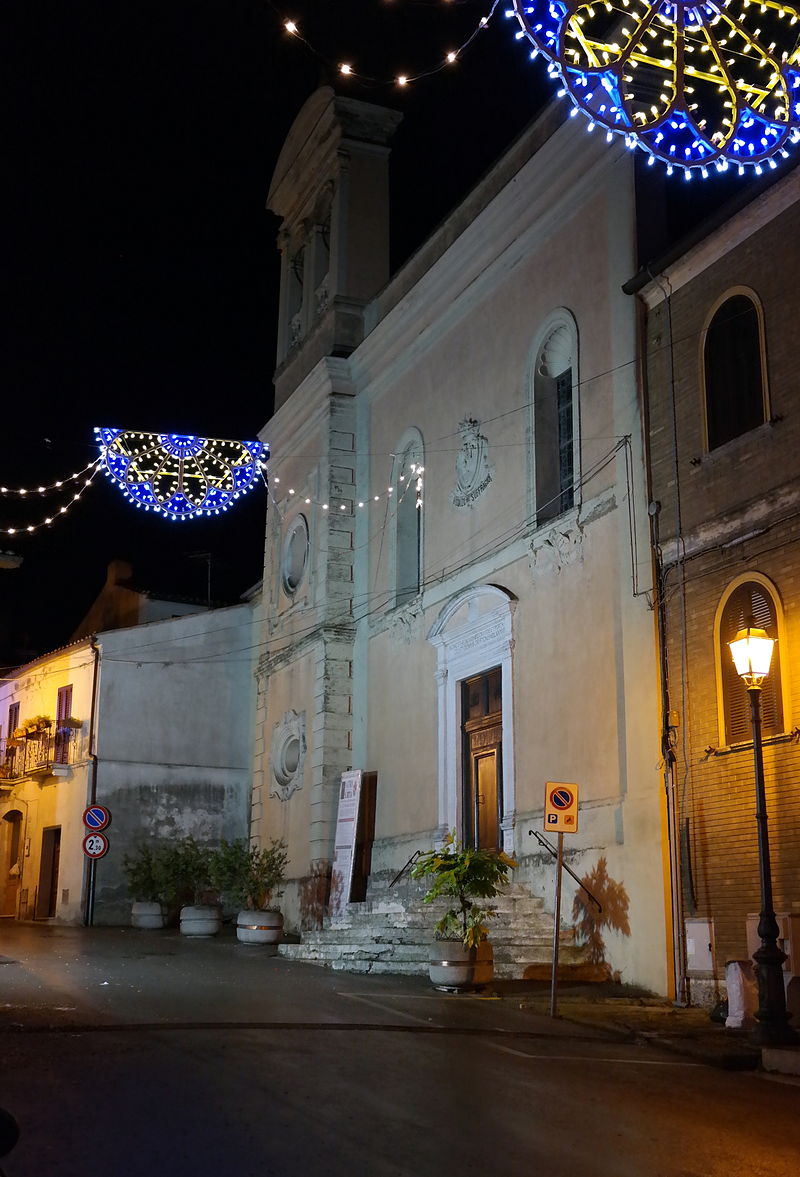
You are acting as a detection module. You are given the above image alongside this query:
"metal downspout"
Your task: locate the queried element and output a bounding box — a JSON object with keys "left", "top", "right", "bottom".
{"left": 630, "top": 278, "right": 688, "bottom": 1006}
{"left": 82, "top": 635, "right": 101, "bottom": 926}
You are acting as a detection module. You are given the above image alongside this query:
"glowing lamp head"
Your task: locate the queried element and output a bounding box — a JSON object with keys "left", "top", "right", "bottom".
{"left": 728, "top": 624, "right": 774, "bottom": 687}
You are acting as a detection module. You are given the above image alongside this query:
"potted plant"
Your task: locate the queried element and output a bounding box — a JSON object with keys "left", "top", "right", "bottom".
{"left": 58, "top": 716, "right": 82, "bottom": 731}
{"left": 23, "top": 715, "right": 52, "bottom": 737}
{"left": 122, "top": 843, "right": 168, "bottom": 929}
{"left": 212, "top": 837, "right": 289, "bottom": 945}
{"left": 159, "top": 836, "right": 221, "bottom": 937}
{"left": 411, "top": 831, "right": 517, "bottom": 991}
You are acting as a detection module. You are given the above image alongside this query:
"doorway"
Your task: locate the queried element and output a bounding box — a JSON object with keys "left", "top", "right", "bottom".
{"left": 2, "top": 811, "right": 23, "bottom": 917}
{"left": 36, "top": 827, "right": 61, "bottom": 919}
{"left": 462, "top": 668, "right": 503, "bottom": 850}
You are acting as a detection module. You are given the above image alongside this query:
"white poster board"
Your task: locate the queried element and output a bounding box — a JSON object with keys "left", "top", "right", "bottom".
{"left": 329, "top": 769, "right": 362, "bottom": 918}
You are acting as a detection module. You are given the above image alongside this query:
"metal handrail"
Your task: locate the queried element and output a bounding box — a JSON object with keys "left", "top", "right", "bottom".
{"left": 528, "top": 829, "right": 602, "bottom": 912}
{"left": 389, "top": 849, "right": 422, "bottom": 888}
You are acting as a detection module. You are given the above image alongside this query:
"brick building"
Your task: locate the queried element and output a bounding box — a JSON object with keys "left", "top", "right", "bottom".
{"left": 632, "top": 167, "right": 800, "bottom": 1004}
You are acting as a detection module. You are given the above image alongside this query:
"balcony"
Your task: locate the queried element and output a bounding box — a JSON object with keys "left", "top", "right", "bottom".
{"left": 0, "top": 728, "right": 80, "bottom": 784}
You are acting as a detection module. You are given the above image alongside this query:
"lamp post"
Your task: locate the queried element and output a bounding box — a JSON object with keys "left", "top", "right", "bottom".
{"left": 728, "top": 624, "right": 798, "bottom": 1046}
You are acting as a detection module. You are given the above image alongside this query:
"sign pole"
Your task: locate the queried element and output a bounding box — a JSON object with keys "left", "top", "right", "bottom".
{"left": 550, "top": 831, "right": 564, "bottom": 1018}
{"left": 544, "top": 782, "right": 579, "bottom": 1019}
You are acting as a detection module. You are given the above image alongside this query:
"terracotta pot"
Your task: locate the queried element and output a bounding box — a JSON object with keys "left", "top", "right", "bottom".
{"left": 236, "top": 910, "right": 284, "bottom": 945}
{"left": 428, "top": 940, "right": 493, "bottom": 991}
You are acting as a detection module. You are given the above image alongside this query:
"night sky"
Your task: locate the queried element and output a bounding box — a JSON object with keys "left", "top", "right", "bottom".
{"left": 1, "top": 0, "right": 775, "bottom": 668}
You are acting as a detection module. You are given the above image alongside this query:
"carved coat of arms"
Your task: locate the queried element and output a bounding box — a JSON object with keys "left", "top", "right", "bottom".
{"left": 451, "top": 417, "right": 494, "bottom": 508}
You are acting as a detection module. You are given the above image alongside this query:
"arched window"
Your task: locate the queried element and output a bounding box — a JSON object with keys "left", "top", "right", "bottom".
{"left": 391, "top": 429, "right": 424, "bottom": 606}
{"left": 530, "top": 311, "right": 579, "bottom": 526}
{"left": 716, "top": 575, "right": 785, "bottom": 746}
{"left": 703, "top": 290, "right": 767, "bottom": 451}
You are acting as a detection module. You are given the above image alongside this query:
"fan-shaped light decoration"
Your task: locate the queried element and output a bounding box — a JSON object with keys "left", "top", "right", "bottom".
{"left": 509, "top": 1, "right": 800, "bottom": 174}
{"left": 96, "top": 428, "right": 267, "bottom": 520}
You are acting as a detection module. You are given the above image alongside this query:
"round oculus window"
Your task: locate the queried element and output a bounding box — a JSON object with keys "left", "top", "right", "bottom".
{"left": 275, "top": 735, "right": 301, "bottom": 789}
{"left": 281, "top": 514, "right": 309, "bottom": 595}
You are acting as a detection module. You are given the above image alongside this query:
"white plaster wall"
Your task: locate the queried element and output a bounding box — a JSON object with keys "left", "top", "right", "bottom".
{"left": 348, "top": 120, "right": 667, "bottom": 993}
{"left": 257, "top": 106, "right": 668, "bottom": 993}
{"left": 252, "top": 651, "right": 317, "bottom": 927}
{"left": 90, "top": 603, "right": 256, "bottom": 924}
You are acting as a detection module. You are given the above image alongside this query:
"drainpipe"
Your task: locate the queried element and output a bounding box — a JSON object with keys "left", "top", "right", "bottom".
{"left": 626, "top": 276, "right": 688, "bottom": 1007}
{"left": 82, "top": 635, "right": 101, "bottom": 927}
{"left": 652, "top": 514, "right": 689, "bottom": 1006}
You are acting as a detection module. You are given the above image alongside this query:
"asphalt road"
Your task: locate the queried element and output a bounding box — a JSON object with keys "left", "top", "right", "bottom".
{"left": 1, "top": 925, "right": 798, "bottom": 1177}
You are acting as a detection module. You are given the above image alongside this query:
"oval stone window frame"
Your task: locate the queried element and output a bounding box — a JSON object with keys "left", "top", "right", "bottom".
{"left": 270, "top": 710, "right": 307, "bottom": 801}
{"left": 281, "top": 513, "right": 309, "bottom": 596}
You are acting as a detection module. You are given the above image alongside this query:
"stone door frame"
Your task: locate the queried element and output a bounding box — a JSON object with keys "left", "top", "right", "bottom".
{"left": 427, "top": 585, "right": 516, "bottom": 854}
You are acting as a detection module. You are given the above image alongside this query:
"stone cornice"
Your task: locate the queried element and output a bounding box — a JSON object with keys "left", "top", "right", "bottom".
{"left": 257, "top": 621, "right": 356, "bottom": 677}
{"left": 659, "top": 475, "right": 800, "bottom": 567}
{"left": 350, "top": 118, "right": 631, "bottom": 400}
{"left": 260, "top": 356, "right": 355, "bottom": 454}
{"left": 637, "top": 170, "right": 800, "bottom": 309}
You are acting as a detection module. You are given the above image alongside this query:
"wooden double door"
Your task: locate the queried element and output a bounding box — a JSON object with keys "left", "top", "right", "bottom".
{"left": 461, "top": 668, "right": 503, "bottom": 850}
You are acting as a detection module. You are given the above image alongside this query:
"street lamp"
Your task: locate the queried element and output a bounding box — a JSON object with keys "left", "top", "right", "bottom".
{"left": 728, "top": 623, "right": 798, "bottom": 1045}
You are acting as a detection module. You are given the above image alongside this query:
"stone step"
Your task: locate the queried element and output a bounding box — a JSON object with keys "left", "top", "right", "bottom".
{"left": 278, "top": 940, "right": 588, "bottom": 976}
{"left": 328, "top": 895, "right": 547, "bottom": 924}
{"left": 327, "top": 903, "right": 545, "bottom": 932}
{"left": 295, "top": 926, "right": 568, "bottom": 951}
{"left": 366, "top": 878, "right": 537, "bottom": 903}
{"left": 278, "top": 876, "right": 588, "bottom": 980}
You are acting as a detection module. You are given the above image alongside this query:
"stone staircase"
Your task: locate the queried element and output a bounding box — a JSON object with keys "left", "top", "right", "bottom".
{"left": 278, "top": 875, "right": 587, "bottom": 978}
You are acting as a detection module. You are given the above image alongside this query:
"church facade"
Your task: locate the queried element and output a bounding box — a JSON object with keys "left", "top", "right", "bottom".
{"left": 251, "top": 88, "right": 670, "bottom": 994}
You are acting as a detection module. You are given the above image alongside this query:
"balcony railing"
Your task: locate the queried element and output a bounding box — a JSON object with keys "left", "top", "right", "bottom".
{"left": 0, "top": 729, "right": 79, "bottom": 782}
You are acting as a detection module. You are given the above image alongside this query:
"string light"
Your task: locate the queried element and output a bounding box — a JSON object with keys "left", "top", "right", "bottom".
{"left": 268, "top": 462, "right": 425, "bottom": 521}
{"left": 278, "top": 2, "right": 503, "bottom": 88}
{"left": 2, "top": 465, "right": 103, "bottom": 536}
{"left": 508, "top": 0, "right": 800, "bottom": 173}
{"left": 96, "top": 428, "right": 268, "bottom": 521}
{"left": 0, "top": 458, "right": 102, "bottom": 497}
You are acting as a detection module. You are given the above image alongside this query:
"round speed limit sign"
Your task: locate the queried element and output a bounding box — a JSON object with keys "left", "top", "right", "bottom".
{"left": 82, "top": 832, "right": 109, "bottom": 859}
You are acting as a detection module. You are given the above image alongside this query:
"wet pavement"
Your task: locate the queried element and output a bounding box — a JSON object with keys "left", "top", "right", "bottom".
{"left": 1, "top": 923, "right": 799, "bottom": 1176}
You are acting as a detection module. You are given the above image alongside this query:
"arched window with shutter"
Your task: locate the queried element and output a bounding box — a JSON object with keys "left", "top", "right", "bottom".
{"left": 390, "top": 428, "right": 424, "bottom": 608}
{"left": 715, "top": 574, "right": 787, "bottom": 747}
{"left": 528, "top": 309, "right": 579, "bottom": 527}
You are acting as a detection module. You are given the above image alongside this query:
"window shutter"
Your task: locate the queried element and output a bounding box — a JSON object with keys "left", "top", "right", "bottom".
{"left": 720, "top": 582, "right": 783, "bottom": 744}
{"left": 54, "top": 685, "right": 73, "bottom": 765}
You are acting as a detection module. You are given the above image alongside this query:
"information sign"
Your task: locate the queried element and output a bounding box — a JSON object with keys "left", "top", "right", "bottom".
{"left": 329, "top": 770, "right": 362, "bottom": 918}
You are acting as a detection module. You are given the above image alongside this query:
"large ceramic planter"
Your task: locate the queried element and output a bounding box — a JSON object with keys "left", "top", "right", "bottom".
{"left": 428, "top": 940, "right": 493, "bottom": 992}
{"left": 131, "top": 901, "right": 166, "bottom": 930}
{"left": 236, "top": 909, "right": 283, "bottom": 945}
{"left": 179, "top": 904, "right": 222, "bottom": 937}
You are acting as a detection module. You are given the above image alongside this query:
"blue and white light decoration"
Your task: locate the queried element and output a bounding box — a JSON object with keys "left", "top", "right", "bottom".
{"left": 508, "top": 1, "right": 800, "bottom": 175}
{"left": 96, "top": 428, "right": 267, "bottom": 520}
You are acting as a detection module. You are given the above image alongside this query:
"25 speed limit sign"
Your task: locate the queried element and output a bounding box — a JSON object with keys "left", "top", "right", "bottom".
{"left": 82, "top": 832, "right": 109, "bottom": 859}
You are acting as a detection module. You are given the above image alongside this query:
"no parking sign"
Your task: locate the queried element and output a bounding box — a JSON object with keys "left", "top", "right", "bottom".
{"left": 544, "top": 782, "right": 579, "bottom": 833}
{"left": 83, "top": 805, "right": 110, "bottom": 831}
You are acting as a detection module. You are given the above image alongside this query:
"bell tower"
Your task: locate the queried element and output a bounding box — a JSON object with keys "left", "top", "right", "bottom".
{"left": 268, "top": 86, "right": 402, "bottom": 410}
